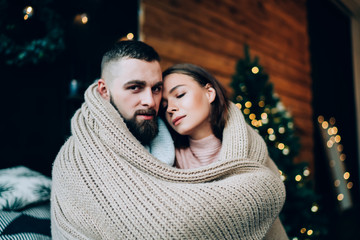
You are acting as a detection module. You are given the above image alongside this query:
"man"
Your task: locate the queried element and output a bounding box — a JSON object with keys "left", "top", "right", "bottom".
{"left": 51, "top": 41, "right": 287, "bottom": 239}
{"left": 96, "top": 40, "right": 174, "bottom": 165}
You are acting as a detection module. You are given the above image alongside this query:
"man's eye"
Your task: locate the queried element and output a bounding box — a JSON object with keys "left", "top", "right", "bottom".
{"left": 152, "top": 86, "right": 162, "bottom": 93}
{"left": 128, "top": 85, "right": 141, "bottom": 91}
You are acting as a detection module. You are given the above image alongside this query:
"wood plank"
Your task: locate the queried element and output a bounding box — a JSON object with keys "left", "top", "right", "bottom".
{"left": 143, "top": 2, "right": 312, "bottom": 84}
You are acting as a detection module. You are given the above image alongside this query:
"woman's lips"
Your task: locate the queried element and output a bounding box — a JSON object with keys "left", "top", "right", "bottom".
{"left": 172, "top": 116, "right": 185, "bottom": 126}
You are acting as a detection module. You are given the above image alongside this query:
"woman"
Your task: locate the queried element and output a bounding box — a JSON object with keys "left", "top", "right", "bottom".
{"left": 161, "top": 63, "right": 289, "bottom": 239}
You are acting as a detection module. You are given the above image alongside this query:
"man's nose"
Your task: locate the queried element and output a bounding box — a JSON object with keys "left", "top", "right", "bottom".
{"left": 141, "top": 89, "right": 156, "bottom": 108}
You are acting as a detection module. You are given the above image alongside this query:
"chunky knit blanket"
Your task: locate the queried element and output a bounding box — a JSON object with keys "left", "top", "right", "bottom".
{"left": 51, "top": 83, "right": 286, "bottom": 239}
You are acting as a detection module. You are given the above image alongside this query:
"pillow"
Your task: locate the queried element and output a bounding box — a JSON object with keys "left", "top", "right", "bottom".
{"left": 0, "top": 202, "right": 51, "bottom": 239}
{"left": 0, "top": 166, "right": 51, "bottom": 211}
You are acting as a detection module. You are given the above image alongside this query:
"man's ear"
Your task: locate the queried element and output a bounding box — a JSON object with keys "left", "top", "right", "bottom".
{"left": 205, "top": 84, "right": 216, "bottom": 104}
{"left": 97, "top": 79, "right": 110, "bottom": 100}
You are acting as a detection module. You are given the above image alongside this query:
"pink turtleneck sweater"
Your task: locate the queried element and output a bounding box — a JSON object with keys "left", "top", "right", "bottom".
{"left": 175, "top": 134, "right": 222, "bottom": 169}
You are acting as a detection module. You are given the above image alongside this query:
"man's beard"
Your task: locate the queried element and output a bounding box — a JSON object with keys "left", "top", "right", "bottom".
{"left": 110, "top": 96, "right": 158, "bottom": 145}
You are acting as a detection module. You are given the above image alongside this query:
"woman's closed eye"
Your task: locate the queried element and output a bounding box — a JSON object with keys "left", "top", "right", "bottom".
{"left": 176, "top": 92, "right": 185, "bottom": 98}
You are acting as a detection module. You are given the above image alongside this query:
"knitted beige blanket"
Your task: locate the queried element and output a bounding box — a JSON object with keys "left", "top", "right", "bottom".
{"left": 51, "top": 83, "right": 286, "bottom": 239}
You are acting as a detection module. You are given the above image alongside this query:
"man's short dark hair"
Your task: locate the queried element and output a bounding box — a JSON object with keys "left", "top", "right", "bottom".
{"left": 101, "top": 40, "right": 160, "bottom": 74}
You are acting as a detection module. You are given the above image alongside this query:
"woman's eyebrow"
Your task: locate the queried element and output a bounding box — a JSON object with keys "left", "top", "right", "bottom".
{"left": 169, "top": 85, "right": 185, "bottom": 94}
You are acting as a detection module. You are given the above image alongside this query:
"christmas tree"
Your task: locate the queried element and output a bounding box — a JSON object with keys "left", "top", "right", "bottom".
{"left": 231, "top": 45, "right": 329, "bottom": 239}
{"left": 0, "top": 0, "right": 65, "bottom": 66}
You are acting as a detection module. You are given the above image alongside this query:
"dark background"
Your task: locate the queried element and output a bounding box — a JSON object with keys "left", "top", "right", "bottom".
{"left": 0, "top": 0, "right": 138, "bottom": 177}
{"left": 308, "top": 0, "right": 360, "bottom": 238}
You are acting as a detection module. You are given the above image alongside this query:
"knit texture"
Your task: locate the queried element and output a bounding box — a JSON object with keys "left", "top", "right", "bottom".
{"left": 175, "top": 134, "right": 221, "bottom": 169}
{"left": 51, "top": 83, "right": 286, "bottom": 239}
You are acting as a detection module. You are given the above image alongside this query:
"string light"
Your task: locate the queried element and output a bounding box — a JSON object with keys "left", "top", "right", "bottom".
{"left": 261, "top": 113, "right": 268, "bottom": 119}
{"left": 243, "top": 109, "right": 250, "bottom": 115}
{"left": 277, "top": 143, "right": 285, "bottom": 150}
{"left": 278, "top": 126, "right": 285, "bottom": 134}
{"left": 327, "top": 140, "right": 333, "bottom": 148}
{"left": 318, "top": 115, "right": 324, "bottom": 123}
{"left": 282, "top": 147, "right": 290, "bottom": 155}
{"left": 322, "top": 121, "right": 329, "bottom": 129}
{"left": 236, "top": 95, "right": 243, "bottom": 102}
{"left": 268, "top": 134, "right": 276, "bottom": 141}
{"left": 236, "top": 103, "right": 242, "bottom": 109}
{"left": 334, "top": 180, "right": 340, "bottom": 187}
{"left": 251, "top": 66, "right": 259, "bottom": 74}
{"left": 300, "top": 228, "right": 306, "bottom": 234}
{"left": 279, "top": 170, "right": 286, "bottom": 181}
{"left": 288, "top": 122, "right": 294, "bottom": 129}
{"left": 343, "top": 172, "right": 350, "bottom": 180}
{"left": 258, "top": 100, "right": 265, "bottom": 107}
{"left": 249, "top": 113, "right": 256, "bottom": 120}
{"left": 311, "top": 203, "right": 319, "bottom": 212}
{"left": 81, "top": 14, "right": 88, "bottom": 24}
{"left": 127, "top": 33, "right": 134, "bottom": 40}
{"left": 267, "top": 128, "right": 274, "bottom": 134}
{"left": 245, "top": 101, "right": 252, "bottom": 108}
{"left": 271, "top": 108, "right": 278, "bottom": 114}
{"left": 307, "top": 229, "right": 314, "bottom": 236}
{"left": 251, "top": 119, "right": 258, "bottom": 127}
{"left": 329, "top": 117, "right": 336, "bottom": 125}
{"left": 74, "top": 13, "right": 89, "bottom": 25}
{"left": 295, "top": 175, "right": 302, "bottom": 182}
{"left": 303, "top": 168, "right": 310, "bottom": 177}
{"left": 23, "top": 6, "right": 33, "bottom": 20}
{"left": 337, "top": 144, "right": 343, "bottom": 152}
{"left": 262, "top": 118, "right": 269, "bottom": 124}
{"left": 347, "top": 182, "right": 353, "bottom": 189}
{"left": 337, "top": 193, "right": 344, "bottom": 201}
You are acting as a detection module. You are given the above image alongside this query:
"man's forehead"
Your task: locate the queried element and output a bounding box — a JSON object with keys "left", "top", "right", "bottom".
{"left": 105, "top": 58, "right": 162, "bottom": 85}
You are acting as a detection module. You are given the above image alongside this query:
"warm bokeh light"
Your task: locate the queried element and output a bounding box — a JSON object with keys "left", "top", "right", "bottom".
{"left": 267, "top": 128, "right": 274, "bottom": 134}
{"left": 127, "top": 33, "right": 134, "bottom": 40}
{"left": 311, "top": 204, "right": 319, "bottom": 212}
{"left": 245, "top": 101, "right": 252, "bottom": 108}
{"left": 278, "top": 143, "right": 285, "bottom": 150}
{"left": 337, "top": 193, "right": 344, "bottom": 201}
{"left": 251, "top": 66, "right": 259, "bottom": 74}
{"left": 329, "top": 117, "right": 336, "bottom": 125}
{"left": 317, "top": 115, "right": 324, "bottom": 123}
{"left": 278, "top": 126, "right": 285, "bottom": 134}
{"left": 337, "top": 144, "right": 343, "bottom": 152}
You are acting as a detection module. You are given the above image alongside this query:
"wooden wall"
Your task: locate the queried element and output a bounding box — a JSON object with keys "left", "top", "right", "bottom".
{"left": 140, "top": 0, "right": 313, "bottom": 165}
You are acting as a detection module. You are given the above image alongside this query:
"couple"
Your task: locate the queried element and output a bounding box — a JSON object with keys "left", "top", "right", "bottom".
{"left": 51, "top": 41, "right": 288, "bottom": 239}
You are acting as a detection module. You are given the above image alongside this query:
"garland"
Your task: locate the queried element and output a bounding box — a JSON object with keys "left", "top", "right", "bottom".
{"left": 0, "top": 0, "right": 65, "bottom": 66}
